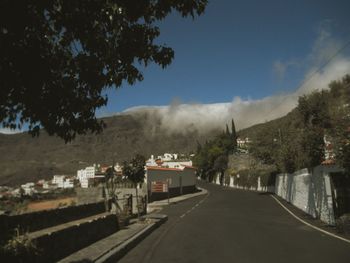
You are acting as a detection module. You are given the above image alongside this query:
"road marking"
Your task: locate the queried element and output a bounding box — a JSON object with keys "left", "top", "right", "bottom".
{"left": 270, "top": 195, "right": 350, "bottom": 244}
{"left": 179, "top": 192, "right": 210, "bottom": 219}
{"left": 142, "top": 191, "right": 210, "bottom": 263}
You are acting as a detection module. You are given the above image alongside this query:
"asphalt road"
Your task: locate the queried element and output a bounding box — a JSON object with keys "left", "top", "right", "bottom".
{"left": 119, "top": 181, "right": 350, "bottom": 263}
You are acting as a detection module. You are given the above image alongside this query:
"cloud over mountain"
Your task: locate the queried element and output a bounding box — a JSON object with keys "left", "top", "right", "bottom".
{"left": 124, "top": 26, "right": 350, "bottom": 134}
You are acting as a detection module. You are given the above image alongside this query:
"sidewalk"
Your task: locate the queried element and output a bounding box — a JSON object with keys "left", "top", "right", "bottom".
{"left": 58, "top": 188, "right": 207, "bottom": 262}
{"left": 147, "top": 187, "right": 208, "bottom": 213}
{"left": 58, "top": 214, "right": 167, "bottom": 263}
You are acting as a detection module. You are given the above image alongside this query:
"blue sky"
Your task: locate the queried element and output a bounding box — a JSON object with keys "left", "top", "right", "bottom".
{"left": 2, "top": 1, "right": 350, "bottom": 134}
{"left": 100, "top": 0, "right": 350, "bottom": 115}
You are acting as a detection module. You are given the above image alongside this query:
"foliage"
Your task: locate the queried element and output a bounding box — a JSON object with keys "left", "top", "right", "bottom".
{"left": 122, "top": 154, "right": 146, "bottom": 186}
{"left": 233, "top": 169, "right": 258, "bottom": 189}
{"left": 1, "top": 228, "right": 40, "bottom": 262}
{"left": 193, "top": 119, "right": 237, "bottom": 181}
{"left": 328, "top": 76, "right": 350, "bottom": 173}
{"left": 0, "top": 0, "right": 207, "bottom": 142}
{"left": 258, "top": 168, "right": 277, "bottom": 187}
{"left": 243, "top": 74, "right": 350, "bottom": 173}
{"left": 122, "top": 154, "right": 146, "bottom": 218}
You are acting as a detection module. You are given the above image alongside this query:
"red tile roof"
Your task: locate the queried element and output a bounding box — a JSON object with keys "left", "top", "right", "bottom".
{"left": 146, "top": 166, "right": 182, "bottom": 171}
{"left": 321, "top": 159, "right": 336, "bottom": 165}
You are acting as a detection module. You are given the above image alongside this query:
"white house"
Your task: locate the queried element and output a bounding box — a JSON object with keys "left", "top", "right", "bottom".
{"left": 146, "top": 153, "right": 192, "bottom": 169}
{"left": 20, "top": 182, "right": 35, "bottom": 195}
{"left": 237, "top": 137, "right": 251, "bottom": 148}
{"left": 52, "top": 175, "right": 74, "bottom": 189}
{"left": 77, "top": 166, "right": 96, "bottom": 188}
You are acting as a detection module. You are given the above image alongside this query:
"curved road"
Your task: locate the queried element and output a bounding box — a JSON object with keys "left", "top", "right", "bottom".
{"left": 119, "top": 181, "right": 350, "bottom": 263}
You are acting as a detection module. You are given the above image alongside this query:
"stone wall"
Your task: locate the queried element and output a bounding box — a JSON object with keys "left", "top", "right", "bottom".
{"left": 275, "top": 165, "right": 342, "bottom": 225}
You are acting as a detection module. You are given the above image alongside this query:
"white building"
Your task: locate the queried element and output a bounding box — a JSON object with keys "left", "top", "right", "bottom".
{"left": 63, "top": 178, "right": 74, "bottom": 188}
{"left": 77, "top": 166, "right": 96, "bottom": 188}
{"left": 52, "top": 175, "right": 74, "bottom": 189}
{"left": 146, "top": 154, "right": 192, "bottom": 169}
{"left": 20, "top": 182, "right": 35, "bottom": 195}
{"left": 237, "top": 137, "right": 251, "bottom": 148}
{"left": 52, "top": 175, "right": 65, "bottom": 188}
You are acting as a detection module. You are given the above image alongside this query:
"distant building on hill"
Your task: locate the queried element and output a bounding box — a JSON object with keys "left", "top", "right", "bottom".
{"left": 20, "top": 182, "right": 35, "bottom": 195}
{"left": 146, "top": 153, "right": 192, "bottom": 168}
{"left": 237, "top": 137, "right": 251, "bottom": 148}
{"left": 51, "top": 175, "right": 74, "bottom": 189}
{"left": 77, "top": 166, "right": 96, "bottom": 188}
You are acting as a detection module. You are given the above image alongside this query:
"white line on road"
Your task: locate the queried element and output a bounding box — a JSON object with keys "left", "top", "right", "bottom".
{"left": 270, "top": 195, "right": 350, "bottom": 244}
{"left": 179, "top": 192, "right": 210, "bottom": 219}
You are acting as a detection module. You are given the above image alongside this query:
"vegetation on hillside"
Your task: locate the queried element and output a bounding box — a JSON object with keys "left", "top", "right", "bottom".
{"left": 0, "top": 113, "right": 220, "bottom": 186}
{"left": 241, "top": 75, "right": 350, "bottom": 174}
{"left": 193, "top": 119, "right": 237, "bottom": 183}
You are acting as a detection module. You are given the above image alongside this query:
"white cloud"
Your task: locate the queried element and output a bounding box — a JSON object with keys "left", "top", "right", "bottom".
{"left": 123, "top": 25, "right": 350, "bottom": 134}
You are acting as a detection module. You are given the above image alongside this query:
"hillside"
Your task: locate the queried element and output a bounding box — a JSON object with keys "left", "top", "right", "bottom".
{"left": 238, "top": 75, "right": 350, "bottom": 173}
{"left": 0, "top": 113, "right": 219, "bottom": 186}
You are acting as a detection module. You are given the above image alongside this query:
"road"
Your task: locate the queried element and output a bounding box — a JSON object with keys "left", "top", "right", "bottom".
{"left": 119, "top": 181, "right": 350, "bottom": 263}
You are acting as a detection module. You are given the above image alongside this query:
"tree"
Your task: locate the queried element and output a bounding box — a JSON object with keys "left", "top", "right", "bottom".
{"left": 122, "top": 154, "right": 146, "bottom": 218}
{"left": 213, "top": 155, "right": 228, "bottom": 185}
{"left": 0, "top": 0, "right": 207, "bottom": 142}
{"left": 328, "top": 75, "right": 350, "bottom": 173}
{"left": 231, "top": 118, "right": 237, "bottom": 148}
{"left": 104, "top": 164, "right": 118, "bottom": 211}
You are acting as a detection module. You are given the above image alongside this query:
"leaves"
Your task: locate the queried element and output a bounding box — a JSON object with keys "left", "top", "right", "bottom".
{"left": 247, "top": 74, "right": 350, "bottom": 173}
{"left": 193, "top": 121, "right": 236, "bottom": 180}
{"left": 122, "top": 154, "right": 146, "bottom": 185}
{"left": 0, "top": 0, "right": 208, "bottom": 142}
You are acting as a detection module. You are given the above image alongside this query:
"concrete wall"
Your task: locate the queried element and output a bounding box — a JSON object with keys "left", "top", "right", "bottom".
{"left": 76, "top": 186, "right": 104, "bottom": 205}
{"left": 147, "top": 168, "right": 196, "bottom": 189}
{"left": 275, "top": 165, "right": 342, "bottom": 225}
{"left": 1, "top": 214, "right": 119, "bottom": 262}
{"left": 114, "top": 188, "right": 147, "bottom": 215}
{"left": 0, "top": 201, "right": 106, "bottom": 242}
{"left": 146, "top": 168, "right": 197, "bottom": 202}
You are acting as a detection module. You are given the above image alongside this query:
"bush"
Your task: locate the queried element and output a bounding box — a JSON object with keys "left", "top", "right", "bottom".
{"left": 234, "top": 169, "right": 258, "bottom": 189}
{"left": 336, "top": 213, "right": 350, "bottom": 234}
{"left": 1, "top": 228, "right": 41, "bottom": 262}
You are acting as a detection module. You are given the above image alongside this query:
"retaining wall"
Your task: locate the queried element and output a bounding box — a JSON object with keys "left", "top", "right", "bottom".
{"left": 275, "top": 165, "right": 342, "bottom": 225}
{"left": 0, "top": 201, "right": 106, "bottom": 242}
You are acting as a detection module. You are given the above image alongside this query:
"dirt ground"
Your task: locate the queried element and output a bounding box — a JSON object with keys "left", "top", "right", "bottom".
{"left": 26, "top": 197, "right": 77, "bottom": 212}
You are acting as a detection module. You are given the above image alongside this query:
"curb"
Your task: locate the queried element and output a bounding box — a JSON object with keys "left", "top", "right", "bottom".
{"left": 95, "top": 214, "right": 168, "bottom": 263}
{"left": 147, "top": 188, "right": 208, "bottom": 213}
{"left": 270, "top": 195, "right": 350, "bottom": 244}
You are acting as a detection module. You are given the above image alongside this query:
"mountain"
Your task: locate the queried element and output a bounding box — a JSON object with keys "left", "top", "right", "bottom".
{"left": 0, "top": 113, "right": 220, "bottom": 186}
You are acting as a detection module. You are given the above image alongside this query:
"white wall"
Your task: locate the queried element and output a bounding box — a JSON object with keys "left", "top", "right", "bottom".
{"left": 275, "top": 166, "right": 342, "bottom": 225}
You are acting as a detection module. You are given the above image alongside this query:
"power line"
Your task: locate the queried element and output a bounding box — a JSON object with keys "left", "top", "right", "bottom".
{"left": 266, "top": 38, "right": 350, "bottom": 118}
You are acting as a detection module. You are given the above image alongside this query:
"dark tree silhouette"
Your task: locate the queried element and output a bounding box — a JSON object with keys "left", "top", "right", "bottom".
{"left": 231, "top": 118, "right": 237, "bottom": 148}
{"left": 0, "top": 0, "right": 207, "bottom": 141}
{"left": 123, "top": 154, "right": 146, "bottom": 218}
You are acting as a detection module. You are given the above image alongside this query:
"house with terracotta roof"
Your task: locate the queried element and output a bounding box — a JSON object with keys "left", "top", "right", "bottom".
{"left": 146, "top": 165, "right": 197, "bottom": 202}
